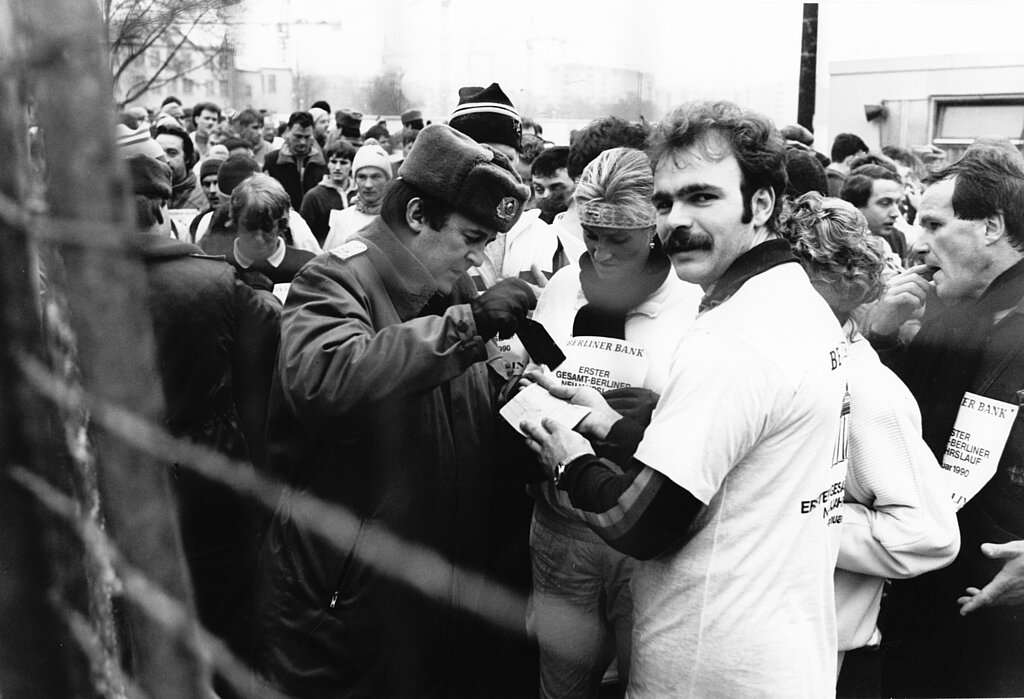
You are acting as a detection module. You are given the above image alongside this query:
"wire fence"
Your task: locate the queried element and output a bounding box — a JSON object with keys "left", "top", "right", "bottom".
{"left": 0, "top": 2, "right": 571, "bottom": 696}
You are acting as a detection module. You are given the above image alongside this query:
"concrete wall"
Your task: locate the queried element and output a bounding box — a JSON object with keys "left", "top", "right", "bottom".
{"left": 827, "top": 52, "right": 1024, "bottom": 152}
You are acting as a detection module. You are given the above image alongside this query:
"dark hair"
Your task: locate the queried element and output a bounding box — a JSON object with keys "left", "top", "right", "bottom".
{"left": 364, "top": 123, "right": 390, "bottom": 141}
{"left": 234, "top": 108, "right": 263, "bottom": 129}
{"left": 192, "top": 101, "right": 222, "bottom": 125}
{"left": 841, "top": 166, "right": 900, "bottom": 208}
{"left": 381, "top": 179, "right": 454, "bottom": 232}
{"left": 830, "top": 133, "right": 868, "bottom": 164}
{"left": 648, "top": 100, "right": 788, "bottom": 229}
{"left": 155, "top": 122, "right": 196, "bottom": 169}
{"left": 567, "top": 116, "right": 650, "bottom": 180}
{"left": 287, "top": 111, "right": 314, "bottom": 130}
{"left": 223, "top": 137, "right": 253, "bottom": 153}
{"left": 522, "top": 117, "right": 543, "bottom": 136}
{"left": 848, "top": 152, "right": 898, "bottom": 174}
{"left": 325, "top": 140, "right": 358, "bottom": 161}
{"left": 531, "top": 146, "right": 570, "bottom": 179}
{"left": 161, "top": 95, "right": 182, "bottom": 107}
{"left": 928, "top": 145, "right": 1024, "bottom": 251}
{"left": 310, "top": 100, "right": 331, "bottom": 113}
{"left": 784, "top": 148, "right": 828, "bottom": 198}
{"left": 119, "top": 111, "right": 141, "bottom": 129}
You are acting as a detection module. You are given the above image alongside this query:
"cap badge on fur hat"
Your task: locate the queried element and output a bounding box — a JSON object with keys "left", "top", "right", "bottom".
{"left": 399, "top": 124, "right": 529, "bottom": 233}
{"left": 496, "top": 197, "right": 518, "bottom": 223}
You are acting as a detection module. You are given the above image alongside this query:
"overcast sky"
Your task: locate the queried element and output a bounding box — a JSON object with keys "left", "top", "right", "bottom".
{"left": 235, "top": 0, "right": 1024, "bottom": 127}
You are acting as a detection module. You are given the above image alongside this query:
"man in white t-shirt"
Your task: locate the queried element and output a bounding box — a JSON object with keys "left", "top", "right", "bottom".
{"left": 521, "top": 101, "right": 849, "bottom": 698}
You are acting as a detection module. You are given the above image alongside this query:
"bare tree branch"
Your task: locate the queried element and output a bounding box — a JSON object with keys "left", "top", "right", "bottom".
{"left": 104, "top": 0, "right": 238, "bottom": 107}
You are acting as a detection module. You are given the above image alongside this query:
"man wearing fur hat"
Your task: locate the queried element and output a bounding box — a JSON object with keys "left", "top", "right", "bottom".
{"left": 255, "top": 123, "right": 537, "bottom": 697}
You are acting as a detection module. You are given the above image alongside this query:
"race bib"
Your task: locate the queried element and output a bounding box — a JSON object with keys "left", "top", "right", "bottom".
{"left": 943, "top": 392, "right": 1019, "bottom": 510}
{"left": 496, "top": 335, "right": 529, "bottom": 376}
{"left": 552, "top": 336, "right": 648, "bottom": 391}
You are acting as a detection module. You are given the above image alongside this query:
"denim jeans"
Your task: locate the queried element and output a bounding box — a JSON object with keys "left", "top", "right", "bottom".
{"left": 527, "top": 515, "right": 635, "bottom": 698}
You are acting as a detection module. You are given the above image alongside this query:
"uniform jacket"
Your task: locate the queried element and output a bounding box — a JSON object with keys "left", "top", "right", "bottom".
{"left": 136, "top": 232, "right": 281, "bottom": 660}
{"left": 256, "top": 218, "right": 521, "bottom": 697}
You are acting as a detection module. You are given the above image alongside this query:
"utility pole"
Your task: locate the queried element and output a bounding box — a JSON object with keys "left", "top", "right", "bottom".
{"left": 797, "top": 3, "right": 818, "bottom": 131}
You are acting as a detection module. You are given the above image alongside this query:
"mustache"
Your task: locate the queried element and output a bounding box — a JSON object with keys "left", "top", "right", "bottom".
{"left": 662, "top": 229, "right": 713, "bottom": 255}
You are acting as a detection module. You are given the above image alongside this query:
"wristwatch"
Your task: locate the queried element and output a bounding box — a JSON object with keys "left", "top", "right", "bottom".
{"left": 554, "top": 453, "right": 587, "bottom": 487}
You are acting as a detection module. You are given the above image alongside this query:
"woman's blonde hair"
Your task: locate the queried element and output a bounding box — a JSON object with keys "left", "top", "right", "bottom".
{"left": 779, "top": 192, "right": 886, "bottom": 319}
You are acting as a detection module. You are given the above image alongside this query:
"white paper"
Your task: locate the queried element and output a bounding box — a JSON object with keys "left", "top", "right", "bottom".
{"left": 552, "top": 336, "right": 649, "bottom": 391}
{"left": 500, "top": 383, "right": 592, "bottom": 437}
{"left": 167, "top": 208, "right": 199, "bottom": 239}
{"left": 943, "top": 391, "right": 1019, "bottom": 510}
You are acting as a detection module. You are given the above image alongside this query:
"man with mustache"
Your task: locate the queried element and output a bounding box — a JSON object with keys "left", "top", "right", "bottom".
{"left": 521, "top": 101, "right": 849, "bottom": 697}
{"left": 255, "top": 124, "right": 536, "bottom": 697}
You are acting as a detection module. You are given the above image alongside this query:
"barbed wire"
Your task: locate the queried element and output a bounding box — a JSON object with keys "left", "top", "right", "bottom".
{"left": 16, "top": 350, "right": 547, "bottom": 639}
{"left": 10, "top": 465, "right": 293, "bottom": 699}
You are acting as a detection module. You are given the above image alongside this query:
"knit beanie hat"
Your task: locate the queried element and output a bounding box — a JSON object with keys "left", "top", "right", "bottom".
{"left": 353, "top": 144, "right": 393, "bottom": 179}
{"left": 310, "top": 107, "right": 328, "bottom": 125}
{"left": 126, "top": 154, "right": 173, "bottom": 200}
{"left": 399, "top": 124, "right": 529, "bottom": 233}
{"left": 116, "top": 123, "right": 166, "bottom": 160}
{"left": 449, "top": 83, "right": 522, "bottom": 152}
{"left": 200, "top": 157, "right": 225, "bottom": 180}
{"left": 217, "top": 154, "right": 261, "bottom": 197}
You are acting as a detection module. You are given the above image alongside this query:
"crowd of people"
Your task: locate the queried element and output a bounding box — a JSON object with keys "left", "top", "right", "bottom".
{"left": 108, "top": 82, "right": 1024, "bottom": 698}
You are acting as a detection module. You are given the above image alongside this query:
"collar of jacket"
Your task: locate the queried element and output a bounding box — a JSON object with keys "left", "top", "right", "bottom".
{"left": 357, "top": 218, "right": 442, "bottom": 321}
{"left": 277, "top": 141, "right": 326, "bottom": 167}
{"left": 699, "top": 237, "right": 797, "bottom": 312}
{"left": 132, "top": 232, "right": 205, "bottom": 259}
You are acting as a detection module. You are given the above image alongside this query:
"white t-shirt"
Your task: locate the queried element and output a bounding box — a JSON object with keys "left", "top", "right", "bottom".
{"left": 532, "top": 263, "right": 702, "bottom": 392}
{"left": 628, "top": 262, "right": 848, "bottom": 699}
{"left": 530, "top": 262, "right": 703, "bottom": 532}
{"left": 324, "top": 207, "right": 376, "bottom": 251}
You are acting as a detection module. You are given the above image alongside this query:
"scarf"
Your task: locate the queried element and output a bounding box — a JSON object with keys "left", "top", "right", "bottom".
{"left": 698, "top": 239, "right": 797, "bottom": 312}
{"left": 356, "top": 197, "right": 382, "bottom": 216}
{"left": 573, "top": 245, "right": 671, "bottom": 340}
{"left": 901, "top": 258, "right": 1024, "bottom": 461}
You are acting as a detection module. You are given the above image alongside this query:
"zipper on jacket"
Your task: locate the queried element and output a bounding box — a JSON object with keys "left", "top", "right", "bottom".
{"left": 329, "top": 590, "right": 339, "bottom": 609}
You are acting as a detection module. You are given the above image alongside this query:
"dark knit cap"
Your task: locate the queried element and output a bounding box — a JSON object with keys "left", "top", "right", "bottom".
{"left": 217, "top": 154, "right": 261, "bottom": 197}
{"left": 785, "top": 148, "right": 829, "bottom": 198}
{"left": 200, "top": 157, "right": 224, "bottom": 180}
{"left": 126, "top": 154, "right": 173, "bottom": 200}
{"left": 399, "top": 124, "right": 529, "bottom": 233}
{"left": 449, "top": 83, "right": 522, "bottom": 152}
{"left": 336, "top": 109, "right": 364, "bottom": 139}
